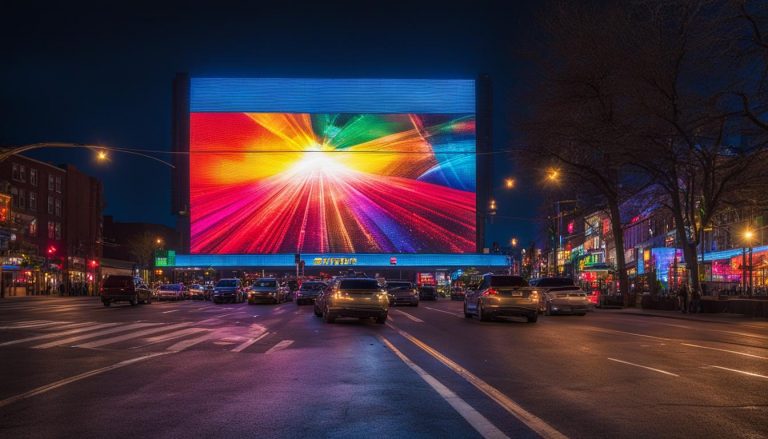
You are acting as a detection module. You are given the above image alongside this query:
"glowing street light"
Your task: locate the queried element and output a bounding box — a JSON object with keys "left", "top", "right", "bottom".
{"left": 97, "top": 150, "right": 109, "bottom": 161}
{"left": 504, "top": 178, "right": 516, "bottom": 189}
{"left": 511, "top": 237, "right": 518, "bottom": 247}
{"left": 546, "top": 168, "right": 560, "bottom": 182}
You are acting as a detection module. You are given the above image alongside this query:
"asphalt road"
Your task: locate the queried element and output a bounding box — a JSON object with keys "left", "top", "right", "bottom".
{"left": 0, "top": 296, "right": 766, "bottom": 438}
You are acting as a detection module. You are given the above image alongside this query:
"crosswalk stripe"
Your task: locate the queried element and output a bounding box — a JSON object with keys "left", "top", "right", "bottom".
{"left": 133, "top": 328, "right": 210, "bottom": 348}
{"left": 265, "top": 339, "right": 294, "bottom": 354}
{"left": 0, "top": 321, "right": 63, "bottom": 330}
{"left": 231, "top": 331, "right": 270, "bottom": 353}
{"left": 166, "top": 332, "right": 216, "bottom": 352}
{"left": 0, "top": 323, "right": 118, "bottom": 347}
{"left": 32, "top": 323, "right": 161, "bottom": 349}
{"left": 74, "top": 322, "right": 192, "bottom": 349}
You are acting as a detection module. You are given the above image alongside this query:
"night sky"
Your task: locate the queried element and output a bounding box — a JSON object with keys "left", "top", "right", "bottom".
{"left": 1, "top": 0, "right": 541, "bottom": 250}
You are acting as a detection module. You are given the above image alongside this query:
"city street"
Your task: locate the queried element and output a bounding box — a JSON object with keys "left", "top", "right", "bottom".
{"left": 0, "top": 297, "right": 766, "bottom": 438}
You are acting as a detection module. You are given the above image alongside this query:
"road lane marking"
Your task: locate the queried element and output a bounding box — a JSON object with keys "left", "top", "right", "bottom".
{"left": 0, "top": 321, "right": 65, "bottom": 329}
{"left": 130, "top": 327, "right": 210, "bottom": 349}
{"left": 709, "top": 329, "right": 768, "bottom": 341}
{"left": 74, "top": 322, "right": 193, "bottom": 348}
{"left": 425, "top": 306, "right": 464, "bottom": 318}
{"left": 265, "top": 339, "right": 294, "bottom": 354}
{"left": 0, "top": 323, "right": 119, "bottom": 347}
{"left": 681, "top": 343, "right": 768, "bottom": 360}
{"left": 590, "top": 328, "right": 671, "bottom": 341}
{"left": 607, "top": 358, "right": 679, "bottom": 377}
{"left": 162, "top": 310, "right": 179, "bottom": 314}
{"left": 387, "top": 323, "right": 568, "bottom": 439}
{"left": 394, "top": 309, "right": 424, "bottom": 323}
{"left": 32, "top": 323, "right": 162, "bottom": 349}
{"left": 708, "top": 365, "right": 768, "bottom": 379}
{"left": 166, "top": 332, "right": 217, "bottom": 352}
{"left": 231, "top": 331, "right": 270, "bottom": 353}
{"left": 379, "top": 335, "right": 508, "bottom": 439}
{"left": 0, "top": 352, "right": 171, "bottom": 409}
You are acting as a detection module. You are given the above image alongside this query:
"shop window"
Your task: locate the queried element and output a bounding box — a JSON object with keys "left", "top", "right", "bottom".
{"left": 29, "top": 219, "right": 37, "bottom": 237}
{"left": 48, "top": 221, "right": 54, "bottom": 239}
{"left": 55, "top": 176, "right": 62, "bottom": 193}
{"left": 55, "top": 199, "right": 61, "bottom": 217}
{"left": 30, "top": 169, "right": 38, "bottom": 187}
{"left": 29, "top": 192, "right": 36, "bottom": 211}
{"left": 55, "top": 222, "right": 61, "bottom": 240}
{"left": 47, "top": 196, "right": 54, "bottom": 214}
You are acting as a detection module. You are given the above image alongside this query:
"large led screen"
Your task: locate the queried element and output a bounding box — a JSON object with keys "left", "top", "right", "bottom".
{"left": 189, "top": 79, "right": 476, "bottom": 254}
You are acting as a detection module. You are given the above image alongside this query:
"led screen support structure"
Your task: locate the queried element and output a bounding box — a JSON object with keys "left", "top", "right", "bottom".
{"left": 174, "top": 76, "right": 488, "bottom": 254}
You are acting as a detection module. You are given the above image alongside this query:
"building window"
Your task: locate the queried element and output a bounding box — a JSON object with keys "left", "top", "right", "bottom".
{"left": 29, "top": 219, "right": 37, "bottom": 237}
{"left": 55, "top": 176, "right": 62, "bottom": 193}
{"left": 48, "top": 221, "right": 55, "bottom": 239}
{"left": 12, "top": 164, "right": 20, "bottom": 181}
{"left": 55, "top": 222, "right": 61, "bottom": 240}
{"left": 47, "top": 196, "right": 54, "bottom": 214}
{"left": 18, "top": 190, "right": 25, "bottom": 210}
{"left": 30, "top": 169, "right": 38, "bottom": 187}
{"left": 10, "top": 187, "right": 18, "bottom": 208}
{"left": 19, "top": 165, "right": 26, "bottom": 183}
{"left": 48, "top": 175, "right": 54, "bottom": 191}
{"left": 54, "top": 199, "right": 61, "bottom": 217}
{"left": 29, "top": 192, "right": 37, "bottom": 211}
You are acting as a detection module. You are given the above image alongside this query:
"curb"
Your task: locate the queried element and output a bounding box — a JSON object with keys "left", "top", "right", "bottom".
{"left": 598, "top": 309, "right": 763, "bottom": 325}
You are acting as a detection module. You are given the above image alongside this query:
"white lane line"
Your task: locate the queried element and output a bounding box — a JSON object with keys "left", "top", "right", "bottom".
{"left": 0, "top": 321, "right": 65, "bottom": 330}
{"left": 607, "top": 358, "right": 679, "bottom": 377}
{"left": 379, "top": 335, "right": 508, "bottom": 439}
{"left": 162, "top": 310, "right": 179, "bottom": 314}
{"left": 166, "top": 332, "right": 217, "bottom": 352}
{"left": 265, "top": 339, "right": 294, "bottom": 354}
{"left": 130, "top": 328, "right": 210, "bottom": 349}
{"left": 425, "top": 306, "right": 464, "bottom": 318}
{"left": 681, "top": 343, "right": 768, "bottom": 360}
{"left": 75, "top": 322, "right": 193, "bottom": 348}
{"left": 387, "top": 323, "right": 568, "bottom": 439}
{"left": 394, "top": 309, "right": 424, "bottom": 323}
{"left": 0, "top": 352, "right": 171, "bottom": 409}
{"left": 710, "top": 329, "right": 768, "bottom": 341}
{"left": 0, "top": 323, "right": 119, "bottom": 347}
{"left": 708, "top": 365, "right": 768, "bottom": 379}
{"left": 33, "top": 323, "right": 162, "bottom": 349}
{"left": 231, "top": 331, "right": 270, "bottom": 353}
{"left": 591, "top": 328, "right": 671, "bottom": 341}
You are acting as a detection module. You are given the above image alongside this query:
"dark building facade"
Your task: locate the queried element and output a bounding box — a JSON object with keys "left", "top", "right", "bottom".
{"left": 102, "top": 216, "right": 177, "bottom": 280}
{"left": 0, "top": 155, "right": 102, "bottom": 297}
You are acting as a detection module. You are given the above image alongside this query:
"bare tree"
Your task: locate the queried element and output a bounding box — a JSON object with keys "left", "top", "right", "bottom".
{"left": 126, "top": 231, "right": 158, "bottom": 271}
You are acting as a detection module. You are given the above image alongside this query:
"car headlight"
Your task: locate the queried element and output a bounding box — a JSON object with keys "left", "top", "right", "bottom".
{"left": 530, "top": 291, "right": 539, "bottom": 302}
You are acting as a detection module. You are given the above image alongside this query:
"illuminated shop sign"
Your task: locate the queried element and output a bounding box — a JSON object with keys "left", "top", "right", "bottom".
{"left": 312, "top": 257, "right": 358, "bottom": 266}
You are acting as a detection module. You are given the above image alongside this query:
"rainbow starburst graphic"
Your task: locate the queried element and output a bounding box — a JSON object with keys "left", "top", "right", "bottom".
{"left": 190, "top": 112, "right": 476, "bottom": 254}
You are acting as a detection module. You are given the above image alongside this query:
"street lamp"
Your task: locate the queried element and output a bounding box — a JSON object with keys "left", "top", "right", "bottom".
{"left": 546, "top": 168, "right": 560, "bottom": 183}
{"left": 743, "top": 229, "right": 754, "bottom": 295}
{"left": 504, "top": 178, "right": 516, "bottom": 189}
{"left": 0, "top": 142, "right": 175, "bottom": 168}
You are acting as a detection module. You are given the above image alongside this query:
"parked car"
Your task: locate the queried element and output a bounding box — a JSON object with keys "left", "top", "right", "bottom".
{"left": 156, "top": 283, "right": 187, "bottom": 301}
{"left": 463, "top": 274, "right": 539, "bottom": 323}
{"left": 212, "top": 278, "right": 245, "bottom": 304}
{"left": 386, "top": 280, "right": 419, "bottom": 307}
{"left": 295, "top": 281, "right": 325, "bottom": 305}
{"left": 315, "top": 278, "right": 389, "bottom": 324}
{"left": 188, "top": 284, "right": 207, "bottom": 300}
{"left": 248, "top": 278, "right": 284, "bottom": 304}
{"left": 529, "top": 277, "right": 591, "bottom": 313}
{"left": 100, "top": 275, "right": 152, "bottom": 307}
{"left": 541, "top": 289, "right": 590, "bottom": 316}
{"left": 418, "top": 285, "right": 438, "bottom": 301}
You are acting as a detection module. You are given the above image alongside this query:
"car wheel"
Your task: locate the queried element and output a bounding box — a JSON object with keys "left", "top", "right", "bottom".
{"left": 477, "top": 301, "right": 490, "bottom": 322}
{"left": 375, "top": 313, "right": 387, "bottom": 324}
{"left": 146, "top": 295, "right": 152, "bottom": 305}
{"left": 129, "top": 295, "right": 138, "bottom": 306}
{"left": 545, "top": 304, "right": 552, "bottom": 316}
{"left": 463, "top": 302, "right": 472, "bottom": 319}
{"left": 527, "top": 313, "right": 538, "bottom": 323}
{"left": 577, "top": 313, "right": 586, "bottom": 316}
{"left": 314, "top": 306, "right": 322, "bottom": 317}
{"left": 323, "top": 307, "right": 335, "bottom": 323}
{"left": 413, "top": 302, "right": 418, "bottom": 307}
{"left": 102, "top": 300, "right": 111, "bottom": 307}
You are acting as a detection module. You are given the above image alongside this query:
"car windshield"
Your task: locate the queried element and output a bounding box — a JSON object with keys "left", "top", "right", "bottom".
{"left": 253, "top": 280, "right": 276, "bottom": 287}
{"left": 160, "top": 284, "right": 182, "bottom": 291}
{"left": 339, "top": 279, "right": 379, "bottom": 290}
{"left": 300, "top": 283, "right": 324, "bottom": 290}
{"left": 489, "top": 276, "right": 528, "bottom": 287}
{"left": 387, "top": 282, "right": 412, "bottom": 290}
{"left": 216, "top": 280, "right": 239, "bottom": 287}
{"left": 535, "top": 278, "right": 575, "bottom": 287}
{"left": 103, "top": 276, "right": 133, "bottom": 288}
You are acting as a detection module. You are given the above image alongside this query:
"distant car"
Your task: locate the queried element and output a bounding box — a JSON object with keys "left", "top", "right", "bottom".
{"left": 188, "top": 284, "right": 206, "bottom": 300}
{"left": 386, "top": 281, "right": 419, "bottom": 307}
{"left": 528, "top": 277, "right": 590, "bottom": 312}
{"left": 100, "top": 275, "right": 152, "bottom": 307}
{"left": 248, "top": 278, "right": 284, "bottom": 304}
{"left": 212, "top": 278, "right": 245, "bottom": 304}
{"left": 156, "top": 283, "right": 187, "bottom": 301}
{"left": 315, "top": 278, "right": 389, "bottom": 324}
{"left": 450, "top": 286, "right": 466, "bottom": 301}
{"left": 463, "top": 274, "right": 539, "bottom": 323}
{"left": 418, "top": 286, "right": 438, "bottom": 301}
{"left": 542, "top": 289, "right": 590, "bottom": 316}
{"left": 295, "top": 281, "right": 325, "bottom": 305}
{"left": 203, "top": 284, "right": 214, "bottom": 300}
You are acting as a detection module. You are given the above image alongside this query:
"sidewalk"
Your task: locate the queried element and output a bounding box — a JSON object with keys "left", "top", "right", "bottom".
{"left": 597, "top": 307, "right": 768, "bottom": 324}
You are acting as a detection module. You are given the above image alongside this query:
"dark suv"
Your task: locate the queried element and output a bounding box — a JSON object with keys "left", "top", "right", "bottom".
{"left": 315, "top": 278, "right": 389, "bottom": 324}
{"left": 100, "top": 275, "right": 152, "bottom": 307}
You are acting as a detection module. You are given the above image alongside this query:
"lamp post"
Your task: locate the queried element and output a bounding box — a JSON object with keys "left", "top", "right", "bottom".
{"left": 744, "top": 229, "right": 754, "bottom": 296}
{"left": 0, "top": 142, "right": 175, "bottom": 168}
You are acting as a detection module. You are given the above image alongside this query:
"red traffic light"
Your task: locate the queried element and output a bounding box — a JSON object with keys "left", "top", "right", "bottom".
{"left": 89, "top": 259, "right": 99, "bottom": 268}
{"left": 47, "top": 246, "right": 57, "bottom": 255}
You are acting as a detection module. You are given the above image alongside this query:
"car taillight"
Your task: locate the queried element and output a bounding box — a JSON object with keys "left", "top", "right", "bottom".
{"left": 483, "top": 288, "right": 499, "bottom": 296}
